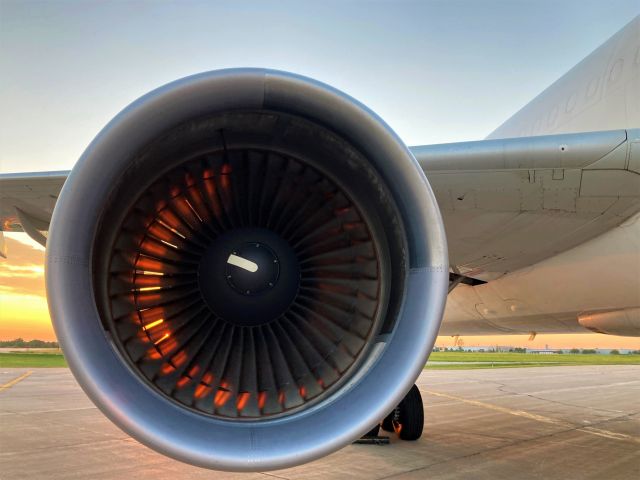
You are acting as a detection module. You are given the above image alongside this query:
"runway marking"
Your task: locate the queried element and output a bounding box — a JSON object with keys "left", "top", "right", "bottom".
{"left": 0, "top": 371, "right": 33, "bottom": 392}
{"left": 426, "top": 390, "right": 640, "bottom": 444}
{"left": 523, "top": 380, "right": 640, "bottom": 396}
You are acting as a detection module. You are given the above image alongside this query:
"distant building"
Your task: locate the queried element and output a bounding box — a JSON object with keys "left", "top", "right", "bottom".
{"left": 435, "top": 345, "right": 515, "bottom": 352}
{"left": 527, "top": 348, "right": 562, "bottom": 354}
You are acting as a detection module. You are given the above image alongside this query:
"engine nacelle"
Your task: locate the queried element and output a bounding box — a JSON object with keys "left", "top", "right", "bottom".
{"left": 46, "top": 69, "right": 448, "bottom": 471}
{"left": 578, "top": 308, "right": 640, "bottom": 336}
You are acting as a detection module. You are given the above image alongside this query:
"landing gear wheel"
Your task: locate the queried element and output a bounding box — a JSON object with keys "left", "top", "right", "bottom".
{"left": 381, "top": 412, "right": 395, "bottom": 432}
{"left": 387, "top": 384, "right": 424, "bottom": 440}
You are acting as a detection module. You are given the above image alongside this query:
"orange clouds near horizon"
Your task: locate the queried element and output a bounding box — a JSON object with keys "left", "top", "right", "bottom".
{"left": 0, "top": 232, "right": 638, "bottom": 350}
{"left": 435, "top": 333, "right": 640, "bottom": 350}
{"left": 0, "top": 235, "right": 54, "bottom": 340}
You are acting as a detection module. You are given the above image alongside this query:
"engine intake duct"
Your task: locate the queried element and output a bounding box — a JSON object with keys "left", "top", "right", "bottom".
{"left": 101, "top": 112, "right": 393, "bottom": 420}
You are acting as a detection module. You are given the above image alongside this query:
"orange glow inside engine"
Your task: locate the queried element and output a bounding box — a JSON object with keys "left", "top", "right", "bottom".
{"left": 143, "top": 318, "right": 164, "bottom": 330}
{"left": 183, "top": 198, "right": 202, "bottom": 222}
{"left": 220, "top": 177, "right": 230, "bottom": 193}
{"left": 147, "top": 223, "right": 174, "bottom": 242}
{"left": 176, "top": 376, "right": 191, "bottom": 388}
{"left": 236, "top": 392, "right": 250, "bottom": 411}
{"left": 146, "top": 348, "right": 162, "bottom": 360}
{"left": 157, "top": 219, "right": 185, "bottom": 239}
{"left": 134, "top": 275, "right": 162, "bottom": 287}
{"left": 185, "top": 172, "right": 195, "bottom": 187}
{"left": 220, "top": 165, "right": 231, "bottom": 193}
{"left": 187, "top": 188, "right": 208, "bottom": 218}
{"left": 214, "top": 389, "right": 231, "bottom": 407}
{"left": 140, "top": 239, "right": 168, "bottom": 258}
{"left": 202, "top": 179, "right": 225, "bottom": 219}
{"left": 159, "top": 239, "right": 178, "bottom": 250}
{"left": 136, "top": 293, "right": 162, "bottom": 305}
{"left": 161, "top": 363, "right": 175, "bottom": 375}
{"left": 171, "top": 350, "right": 188, "bottom": 368}
{"left": 174, "top": 197, "right": 195, "bottom": 220}
{"left": 158, "top": 338, "right": 178, "bottom": 355}
{"left": 203, "top": 178, "right": 216, "bottom": 196}
{"left": 157, "top": 210, "right": 182, "bottom": 232}
{"left": 140, "top": 307, "right": 164, "bottom": 320}
{"left": 136, "top": 330, "right": 150, "bottom": 342}
{"left": 138, "top": 286, "right": 162, "bottom": 292}
{"left": 258, "top": 391, "right": 267, "bottom": 409}
{"left": 195, "top": 383, "right": 211, "bottom": 399}
{"left": 153, "top": 333, "right": 170, "bottom": 345}
{"left": 154, "top": 199, "right": 168, "bottom": 212}
{"left": 169, "top": 185, "right": 181, "bottom": 198}
{"left": 135, "top": 257, "right": 165, "bottom": 272}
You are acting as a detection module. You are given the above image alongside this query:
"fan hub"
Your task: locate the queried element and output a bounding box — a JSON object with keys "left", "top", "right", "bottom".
{"left": 198, "top": 228, "right": 299, "bottom": 327}
{"left": 226, "top": 242, "right": 279, "bottom": 296}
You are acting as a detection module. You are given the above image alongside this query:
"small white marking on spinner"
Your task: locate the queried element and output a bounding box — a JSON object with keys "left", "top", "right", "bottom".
{"left": 227, "top": 254, "right": 259, "bottom": 273}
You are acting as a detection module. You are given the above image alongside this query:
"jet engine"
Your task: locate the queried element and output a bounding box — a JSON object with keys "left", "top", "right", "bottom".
{"left": 45, "top": 69, "right": 448, "bottom": 471}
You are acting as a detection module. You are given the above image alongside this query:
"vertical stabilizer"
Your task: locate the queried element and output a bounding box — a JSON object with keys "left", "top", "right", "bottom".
{"left": 489, "top": 16, "right": 639, "bottom": 139}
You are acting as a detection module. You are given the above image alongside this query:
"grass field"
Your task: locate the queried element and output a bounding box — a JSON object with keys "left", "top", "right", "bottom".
{"left": 426, "top": 352, "right": 640, "bottom": 369}
{"left": 1, "top": 350, "right": 639, "bottom": 369}
{"left": 0, "top": 352, "right": 67, "bottom": 368}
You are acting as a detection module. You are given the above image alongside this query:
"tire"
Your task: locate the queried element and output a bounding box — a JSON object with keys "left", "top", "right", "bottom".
{"left": 364, "top": 424, "right": 380, "bottom": 437}
{"left": 396, "top": 384, "right": 424, "bottom": 441}
{"left": 381, "top": 411, "right": 395, "bottom": 432}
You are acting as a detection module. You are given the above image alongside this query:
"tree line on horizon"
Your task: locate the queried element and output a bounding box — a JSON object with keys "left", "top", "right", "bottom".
{"left": 433, "top": 346, "right": 640, "bottom": 354}
{"left": 0, "top": 338, "right": 59, "bottom": 348}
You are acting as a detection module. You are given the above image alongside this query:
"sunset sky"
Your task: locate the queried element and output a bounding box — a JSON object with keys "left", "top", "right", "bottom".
{"left": 0, "top": 234, "right": 49, "bottom": 340}
{"left": 1, "top": 2, "right": 639, "bottom": 349}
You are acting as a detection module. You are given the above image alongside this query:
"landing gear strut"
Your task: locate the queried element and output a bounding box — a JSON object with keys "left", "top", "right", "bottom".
{"left": 381, "top": 384, "right": 424, "bottom": 440}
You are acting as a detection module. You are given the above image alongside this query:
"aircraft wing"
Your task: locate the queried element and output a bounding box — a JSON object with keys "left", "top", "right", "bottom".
{"left": 0, "top": 170, "right": 69, "bottom": 254}
{"left": 414, "top": 128, "right": 640, "bottom": 281}
{"left": 1, "top": 129, "right": 639, "bottom": 275}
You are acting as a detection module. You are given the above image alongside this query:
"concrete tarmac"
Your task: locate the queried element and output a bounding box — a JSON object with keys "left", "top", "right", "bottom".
{"left": 1, "top": 366, "right": 639, "bottom": 479}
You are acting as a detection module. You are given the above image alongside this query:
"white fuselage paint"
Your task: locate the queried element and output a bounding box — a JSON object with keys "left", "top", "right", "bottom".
{"left": 440, "top": 16, "right": 640, "bottom": 336}
{"left": 441, "top": 212, "right": 640, "bottom": 335}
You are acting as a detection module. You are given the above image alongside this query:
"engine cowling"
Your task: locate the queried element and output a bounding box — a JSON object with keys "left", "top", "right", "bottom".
{"left": 45, "top": 69, "right": 448, "bottom": 471}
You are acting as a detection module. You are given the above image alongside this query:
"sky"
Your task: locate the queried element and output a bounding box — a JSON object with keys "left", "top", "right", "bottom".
{"left": 0, "top": 1, "right": 639, "bottom": 348}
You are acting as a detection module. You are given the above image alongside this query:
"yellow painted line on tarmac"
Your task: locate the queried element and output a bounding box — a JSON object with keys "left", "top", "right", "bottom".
{"left": 0, "top": 371, "right": 33, "bottom": 392}
{"left": 426, "top": 390, "right": 640, "bottom": 444}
